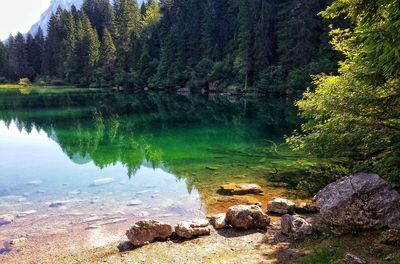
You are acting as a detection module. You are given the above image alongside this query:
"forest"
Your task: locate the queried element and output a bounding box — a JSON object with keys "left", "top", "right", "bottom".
{"left": 0, "top": 0, "right": 338, "bottom": 95}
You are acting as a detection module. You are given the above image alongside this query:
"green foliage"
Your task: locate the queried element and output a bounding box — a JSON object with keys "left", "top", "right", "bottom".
{"left": 298, "top": 244, "right": 343, "bottom": 264}
{"left": 18, "top": 78, "right": 30, "bottom": 87}
{"left": 288, "top": 0, "right": 400, "bottom": 186}
{"left": 1, "top": 0, "right": 338, "bottom": 93}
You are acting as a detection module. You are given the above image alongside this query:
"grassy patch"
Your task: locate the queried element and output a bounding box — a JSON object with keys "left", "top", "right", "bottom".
{"left": 298, "top": 244, "right": 343, "bottom": 264}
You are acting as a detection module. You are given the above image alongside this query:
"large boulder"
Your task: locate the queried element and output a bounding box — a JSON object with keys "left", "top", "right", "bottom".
{"left": 316, "top": 173, "right": 400, "bottom": 231}
{"left": 267, "top": 198, "right": 295, "bottom": 214}
{"left": 220, "top": 183, "right": 263, "bottom": 195}
{"left": 175, "top": 219, "right": 211, "bottom": 238}
{"left": 225, "top": 205, "right": 270, "bottom": 230}
{"left": 126, "top": 220, "right": 174, "bottom": 246}
{"left": 281, "top": 214, "right": 314, "bottom": 240}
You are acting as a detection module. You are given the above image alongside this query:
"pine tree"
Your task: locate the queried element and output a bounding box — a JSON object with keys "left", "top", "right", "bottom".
{"left": 114, "top": 0, "right": 141, "bottom": 71}
{"left": 82, "top": 0, "right": 116, "bottom": 39}
{"left": 100, "top": 28, "right": 117, "bottom": 78}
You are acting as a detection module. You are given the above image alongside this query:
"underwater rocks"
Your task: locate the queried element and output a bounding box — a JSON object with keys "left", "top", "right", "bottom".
{"left": 175, "top": 219, "right": 211, "bottom": 238}
{"left": 49, "top": 200, "right": 69, "bottom": 208}
{"left": 281, "top": 214, "right": 314, "bottom": 240}
{"left": 0, "top": 214, "right": 15, "bottom": 225}
{"left": 126, "top": 220, "right": 174, "bottom": 247}
{"left": 316, "top": 173, "right": 400, "bottom": 231}
{"left": 220, "top": 183, "right": 263, "bottom": 195}
{"left": 90, "top": 178, "right": 115, "bottom": 186}
{"left": 225, "top": 205, "right": 270, "bottom": 230}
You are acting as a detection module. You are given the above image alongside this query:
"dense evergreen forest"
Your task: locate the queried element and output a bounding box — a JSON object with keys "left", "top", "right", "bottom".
{"left": 0, "top": 0, "right": 338, "bottom": 95}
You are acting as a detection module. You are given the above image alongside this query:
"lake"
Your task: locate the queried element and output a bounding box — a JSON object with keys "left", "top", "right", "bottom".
{"left": 0, "top": 88, "right": 312, "bottom": 261}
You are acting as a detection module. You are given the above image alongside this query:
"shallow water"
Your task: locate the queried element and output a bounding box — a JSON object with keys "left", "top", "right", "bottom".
{"left": 0, "top": 88, "right": 309, "bottom": 261}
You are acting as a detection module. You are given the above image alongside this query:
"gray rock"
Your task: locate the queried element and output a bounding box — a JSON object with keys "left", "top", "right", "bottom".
{"left": 345, "top": 253, "right": 367, "bottom": 264}
{"left": 267, "top": 198, "right": 295, "bottom": 214}
{"left": 281, "top": 214, "right": 314, "bottom": 240}
{"left": 225, "top": 205, "right": 270, "bottom": 230}
{"left": 294, "top": 202, "right": 319, "bottom": 214}
{"left": 316, "top": 173, "right": 400, "bottom": 231}
{"left": 175, "top": 219, "right": 211, "bottom": 238}
{"left": 209, "top": 213, "right": 227, "bottom": 229}
{"left": 118, "top": 241, "right": 134, "bottom": 252}
{"left": 126, "top": 220, "right": 174, "bottom": 246}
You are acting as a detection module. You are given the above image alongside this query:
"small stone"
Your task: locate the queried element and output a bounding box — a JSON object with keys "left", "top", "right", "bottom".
{"left": 118, "top": 241, "right": 134, "bottom": 252}
{"left": 345, "top": 253, "right": 367, "bottom": 264}
{"left": 10, "top": 237, "right": 27, "bottom": 246}
{"left": 220, "top": 183, "right": 263, "bottom": 195}
{"left": 225, "top": 205, "right": 270, "bottom": 230}
{"left": 209, "top": 213, "right": 227, "bottom": 229}
{"left": 126, "top": 220, "right": 174, "bottom": 246}
{"left": 281, "top": 214, "right": 314, "bottom": 240}
{"left": 294, "top": 202, "right": 319, "bottom": 214}
{"left": 175, "top": 219, "right": 211, "bottom": 238}
{"left": 267, "top": 198, "right": 295, "bottom": 214}
{"left": 49, "top": 200, "right": 69, "bottom": 208}
{"left": 127, "top": 199, "right": 143, "bottom": 206}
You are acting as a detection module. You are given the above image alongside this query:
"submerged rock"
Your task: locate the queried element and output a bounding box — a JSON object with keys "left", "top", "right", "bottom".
{"left": 49, "top": 200, "right": 69, "bottom": 208}
{"left": 28, "top": 180, "right": 41, "bottom": 186}
{"left": 220, "top": 183, "right": 264, "bottom": 195}
{"left": 209, "top": 213, "right": 227, "bottom": 229}
{"left": 294, "top": 202, "right": 319, "bottom": 214}
{"left": 281, "top": 214, "right": 314, "bottom": 240}
{"left": 90, "top": 178, "right": 115, "bottom": 186}
{"left": 0, "top": 214, "right": 15, "bottom": 226}
{"left": 267, "top": 198, "right": 295, "bottom": 214}
{"left": 126, "top": 220, "right": 174, "bottom": 247}
{"left": 9, "top": 237, "right": 27, "bottom": 246}
{"left": 126, "top": 199, "right": 143, "bottom": 206}
{"left": 225, "top": 205, "right": 270, "bottom": 230}
{"left": 17, "top": 210, "right": 37, "bottom": 217}
{"left": 316, "top": 173, "right": 400, "bottom": 230}
{"left": 175, "top": 219, "right": 211, "bottom": 238}
{"left": 216, "top": 196, "right": 262, "bottom": 207}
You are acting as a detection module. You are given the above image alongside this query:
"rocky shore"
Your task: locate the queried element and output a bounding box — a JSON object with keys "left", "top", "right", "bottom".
{"left": 2, "top": 173, "right": 399, "bottom": 263}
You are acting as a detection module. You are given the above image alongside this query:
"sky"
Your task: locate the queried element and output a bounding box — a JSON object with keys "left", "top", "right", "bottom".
{"left": 0, "top": 0, "right": 51, "bottom": 40}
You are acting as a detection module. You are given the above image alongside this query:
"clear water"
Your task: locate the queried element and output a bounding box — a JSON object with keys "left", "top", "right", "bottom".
{"left": 0, "top": 88, "right": 307, "bottom": 259}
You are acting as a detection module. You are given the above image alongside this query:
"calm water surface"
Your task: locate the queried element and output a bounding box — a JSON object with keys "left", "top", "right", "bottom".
{"left": 0, "top": 88, "right": 307, "bottom": 260}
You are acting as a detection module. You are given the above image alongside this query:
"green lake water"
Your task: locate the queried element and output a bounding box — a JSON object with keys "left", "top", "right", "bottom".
{"left": 0, "top": 88, "right": 314, "bottom": 254}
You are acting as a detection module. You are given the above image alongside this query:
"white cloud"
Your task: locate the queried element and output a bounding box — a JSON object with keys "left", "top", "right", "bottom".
{"left": 0, "top": 0, "right": 51, "bottom": 39}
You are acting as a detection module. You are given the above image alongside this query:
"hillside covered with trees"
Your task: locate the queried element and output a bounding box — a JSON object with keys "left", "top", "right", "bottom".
{"left": 0, "top": 0, "right": 338, "bottom": 95}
